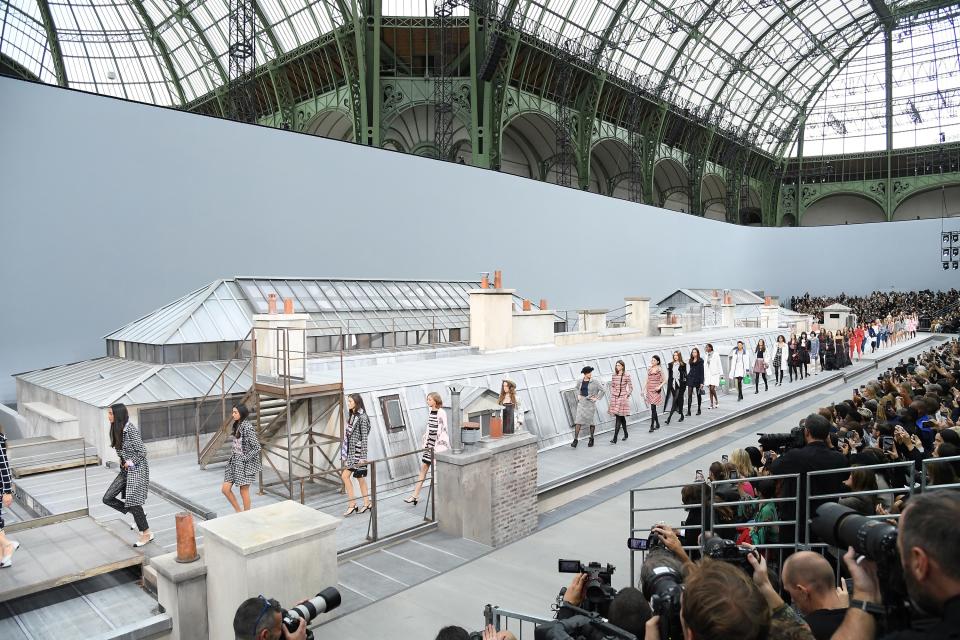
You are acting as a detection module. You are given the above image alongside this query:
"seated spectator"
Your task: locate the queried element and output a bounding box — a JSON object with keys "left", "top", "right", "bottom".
{"left": 781, "top": 551, "right": 848, "bottom": 640}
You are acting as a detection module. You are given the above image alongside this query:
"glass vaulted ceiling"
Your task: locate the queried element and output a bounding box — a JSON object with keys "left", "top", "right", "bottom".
{"left": 1, "top": 0, "right": 957, "bottom": 155}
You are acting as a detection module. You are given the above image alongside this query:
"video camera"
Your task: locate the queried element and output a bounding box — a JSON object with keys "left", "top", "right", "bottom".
{"left": 535, "top": 608, "right": 637, "bottom": 640}
{"left": 810, "top": 502, "right": 910, "bottom": 631}
{"left": 757, "top": 425, "right": 805, "bottom": 453}
{"left": 280, "top": 588, "right": 341, "bottom": 640}
{"left": 558, "top": 560, "right": 617, "bottom": 616}
{"left": 702, "top": 536, "right": 759, "bottom": 574}
{"left": 639, "top": 551, "right": 684, "bottom": 640}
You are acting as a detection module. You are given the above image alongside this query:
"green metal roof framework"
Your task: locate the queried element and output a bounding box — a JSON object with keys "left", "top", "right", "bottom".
{"left": 1, "top": 0, "right": 957, "bottom": 158}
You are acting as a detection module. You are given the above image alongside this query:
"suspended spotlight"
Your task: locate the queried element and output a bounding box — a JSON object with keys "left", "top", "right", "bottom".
{"left": 954, "top": 262, "right": 959, "bottom": 270}
{"left": 954, "top": 247, "right": 960, "bottom": 258}
{"left": 953, "top": 232, "right": 960, "bottom": 243}
{"left": 945, "top": 262, "right": 952, "bottom": 270}
{"left": 944, "top": 249, "right": 952, "bottom": 259}
{"left": 945, "top": 232, "right": 953, "bottom": 244}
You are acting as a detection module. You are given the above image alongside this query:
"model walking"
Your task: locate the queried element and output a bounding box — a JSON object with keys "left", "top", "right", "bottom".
{"left": 406, "top": 392, "right": 449, "bottom": 505}
{"left": 704, "top": 343, "right": 722, "bottom": 409}
{"left": 607, "top": 361, "right": 633, "bottom": 444}
{"left": 498, "top": 379, "right": 524, "bottom": 435}
{"left": 665, "top": 351, "right": 687, "bottom": 424}
{"left": 686, "top": 348, "right": 704, "bottom": 416}
{"left": 571, "top": 366, "right": 604, "bottom": 448}
{"left": 771, "top": 335, "right": 788, "bottom": 386}
{"left": 799, "top": 332, "right": 811, "bottom": 377}
{"left": 808, "top": 331, "right": 820, "bottom": 375}
{"left": 341, "top": 394, "right": 371, "bottom": 516}
{"left": 102, "top": 403, "right": 152, "bottom": 547}
{"left": 788, "top": 336, "right": 802, "bottom": 382}
{"left": 729, "top": 341, "right": 750, "bottom": 401}
{"left": 753, "top": 339, "right": 769, "bottom": 393}
{"left": 0, "top": 425, "right": 19, "bottom": 568}
{"left": 646, "top": 356, "right": 665, "bottom": 432}
{"left": 221, "top": 404, "right": 262, "bottom": 513}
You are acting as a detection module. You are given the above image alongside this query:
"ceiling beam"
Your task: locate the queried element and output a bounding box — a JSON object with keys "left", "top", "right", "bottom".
{"left": 34, "top": 0, "right": 67, "bottom": 86}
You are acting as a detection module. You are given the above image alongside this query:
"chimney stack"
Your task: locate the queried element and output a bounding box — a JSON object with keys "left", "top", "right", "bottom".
{"left": 539, "top": 299, "right": 548, "bottom": 310}
{"left": 481, "top": 273, "right": 489, "bottom": 289}
{"left": 267, "top": 293, "right": 278, "bottom": 315}
{"left": 493, "top": 270, "right": 503, "bottom": 289}
{"left": 283, "top": 298, "right": 294, "bottom": 314}
{"left": 523, "top": 299, "right": 532, "bottom": 311}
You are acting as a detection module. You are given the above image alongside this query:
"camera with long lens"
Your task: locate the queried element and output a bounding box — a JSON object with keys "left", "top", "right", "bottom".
{"left": 702, "top": 536, "right": 758, "bottom": 574}
{"left": 281, "top": 587, "right": 341, "bottom": 640}
{"left": 640, "top": 551, "right": 684, "bottom": 640}
{"left": 810, "top": 503, "right": 910, "bottom": 630}
{"left": 757, "top": 425, "right": 805, "bottom": 453}
{"left": 558, "top": 559, "right": 617, "bottom": 616}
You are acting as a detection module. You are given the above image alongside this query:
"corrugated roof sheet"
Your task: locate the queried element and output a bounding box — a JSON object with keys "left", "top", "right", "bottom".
{"left": 105, "top": 277, "right": 480, "bottom": 346}
{"left": 17, "top": 358, "right": 159, "bottom": 407}
{"left": 657, "top": 289, "right": 765, "bottom": 307}
{"left": 17, "top": 357, "right": 251, "bottom": 407}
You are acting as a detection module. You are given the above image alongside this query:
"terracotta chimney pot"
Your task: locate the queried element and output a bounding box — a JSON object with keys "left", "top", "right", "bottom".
{"left": 267, "top": 293, "right": 278, "bottom": 314}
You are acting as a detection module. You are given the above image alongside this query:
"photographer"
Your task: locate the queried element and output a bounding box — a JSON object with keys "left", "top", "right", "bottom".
{"left": 436, "top": 625, "right": 516, "bottom": 640}
{"left": 831, "top": 490, "right": 960, "bottom": 640}
{"left": 768, "top": 414, "right": 848, "bottom": 545}
{"left": 559, "top": 571, "right": 652, "bottom": 638}
{"left": 233, "top": 596, "right": 307, "bottom": 640}
{"left": 781, "top": 552, "right": 848, "bottom": 640}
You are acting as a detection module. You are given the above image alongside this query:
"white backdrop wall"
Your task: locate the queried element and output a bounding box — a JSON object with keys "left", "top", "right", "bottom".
{"left": 1, "top": 77, "right": 957, "bottom": 403}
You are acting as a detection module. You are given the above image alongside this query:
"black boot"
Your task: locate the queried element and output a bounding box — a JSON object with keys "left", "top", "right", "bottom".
{"left": 622, "top": 428, "right": 628, "bottom": 441}
{"left": 588, "top": 436, "right": 594, "bottom": 447}
{"left": 571, "top": 439, "right": 578, "bottom": 448}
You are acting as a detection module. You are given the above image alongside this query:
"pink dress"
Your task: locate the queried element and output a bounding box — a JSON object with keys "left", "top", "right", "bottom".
{"left": 646, "top": 368, "right": 663, "bottom": 406}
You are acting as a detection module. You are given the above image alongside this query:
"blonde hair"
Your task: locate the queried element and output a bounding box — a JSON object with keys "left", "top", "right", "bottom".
{"left": 427, "top": 392, "right": 443, "bottom": 408}
{"left": 730, "top": 449, "right": 755, "bottom": 479}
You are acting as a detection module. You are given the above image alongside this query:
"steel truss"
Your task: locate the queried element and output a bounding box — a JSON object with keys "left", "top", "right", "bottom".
{"left": 226, "top": 0, "right": 257, "bottom": 122}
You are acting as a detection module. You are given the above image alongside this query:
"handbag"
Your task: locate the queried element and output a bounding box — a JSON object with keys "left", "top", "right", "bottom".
{"left": 744, "top": 373, "right": 753, "bottom": 385}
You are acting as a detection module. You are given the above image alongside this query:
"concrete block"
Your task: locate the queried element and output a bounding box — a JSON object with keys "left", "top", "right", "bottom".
{"left": 469, "top": 289, "right": 516, "bottom": 351}
{"left": 200, "top": 501, "right": 340, "bottom": 640}
{"left": 153, "top": 551, "right": 208, "bottom": 640}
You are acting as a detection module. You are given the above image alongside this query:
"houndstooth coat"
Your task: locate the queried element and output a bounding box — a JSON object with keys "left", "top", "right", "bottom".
{"left": 342, "top": 411, "right": 370, "bottom": 468}
{"left": 225, "top": 419, "right": 262, "bottom": 486}
{"left": 118, "top": 422, "right": 150, "bottom": 507}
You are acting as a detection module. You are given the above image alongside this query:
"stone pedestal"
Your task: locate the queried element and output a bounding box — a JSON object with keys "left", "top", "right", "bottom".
{"left": 435, "top": 432, "right": 538, "bottom": 548}
{"left": 722, "top": 303, "right": 736, "bottom": 329}
{"left": 469, "top": 289, "right": 516, "bottom": 351}
{"left": 658, "top": 323, "right": 683, "bottom": 336}
{"left": 200, "top": 501, "right": 340, "bottom": 640}
{"left": 154, "top": 551, "right": 208, "bottom": 640}
{"left": 578, "top": 309, "right": 608, "bottom": 334}
{"left": 512, "top": 309, "right": 556, "bottom": 348}
{"left": 760, "top": 304, "right": 780, "bottom": 329}
{"left": 624, "top": 297, "right": 650, "bottom": 335}
{"left": 253, "top": 313, "right": 309, "bottom": 379}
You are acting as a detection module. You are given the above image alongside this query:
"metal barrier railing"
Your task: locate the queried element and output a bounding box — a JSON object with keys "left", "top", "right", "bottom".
{"left": 260, "top": 448, "right": 436, "bottom": 553}
{"left": 805, "top": 459, "right": 918, "bottom": 546}
{"left": 921, "top": 453, "right": 960, "bottom": 491}
{"left": 488, "top": 605, "right": 552, "bottom": 639}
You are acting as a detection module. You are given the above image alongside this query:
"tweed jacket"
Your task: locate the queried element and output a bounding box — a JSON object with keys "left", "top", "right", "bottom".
{"left": 573, "top": 378, "right": 604, "bottom": 425}
{"left": 118, "top": 422, "right": 150, "bottom": 507}
{"left": 343, "top": 410, "right": 370, "bottom": 468}
{"left": 728, "top": 349, "right": 751, "bottom": 378}
{"left": 607, "top": 373, "right": 634, "bottom": 417}
{"left": 0, "top": 432, "right": 13, "bottom": 496}
{"left": 686, "top": 359, "right": 705, "bottom": 388}
{"left": 228, "top": 419, "right": 262, "bottom": 477}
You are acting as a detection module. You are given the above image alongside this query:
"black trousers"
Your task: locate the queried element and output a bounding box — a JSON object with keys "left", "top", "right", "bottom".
{"left": 754, "top": 372, "right": 768, "bottom": 391}
{"left": 612, "top": 415, "right": 628, "bottom": 441}
{"left": 775, "top": 369, "right": 784, "bottom": 384}
{"left": 735, "top": 377, "right": 743, "bottom": 399}
{"left": 667, "top": 385, "right": 684, "bottom": 418}
{"left": 789, "top": 365, "right": 797, "bottom": 382}
{"left": 686, "top": 387, "right": 701, "bottom": 413}
{"left": 103, "top": 471, "right": 149, "bottom": 532}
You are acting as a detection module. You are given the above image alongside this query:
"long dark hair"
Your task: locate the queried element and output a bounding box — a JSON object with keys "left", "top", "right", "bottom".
{"left": 348, "top": 393, "right": 365, "bottom": 416}
{"left": 232, "top": 403, "right": 250, "bottom": 437}
{"left": 109, "top": 403, "right": 129, "bottom": 450}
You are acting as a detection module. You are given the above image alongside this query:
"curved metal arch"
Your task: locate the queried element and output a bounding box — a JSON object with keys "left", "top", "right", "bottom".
{"left": 131, "top": 0, "right": 187, "bottom": 105}
{"left": 34, "top": 0, "right": 67, "bottom": 86}
{"left": 891, "top": 181, "right": 960, "bottom": 214}
{"left": 379, "top": 99, "right": 473, "bottom": 133}
{"left": 589, "top": 134, "right": 631, "bottom": 154}
{"left": 699, "top": 0, "right": 809, "bottom": 124}
{"left": 767, "top": 22, "right": 886, "bottom": 157}
{"left": 656, "top": 0, "right": 738, "bottom": 97}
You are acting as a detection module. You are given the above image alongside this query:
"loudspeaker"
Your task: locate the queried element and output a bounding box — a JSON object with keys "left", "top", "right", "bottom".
{"left": 479, "top": 33, "right": 508, "bottom": 82}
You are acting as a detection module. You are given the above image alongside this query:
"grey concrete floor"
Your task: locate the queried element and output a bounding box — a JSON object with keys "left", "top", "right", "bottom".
{"left": 313, "top": 336, "right": 940, "bottom": 639}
